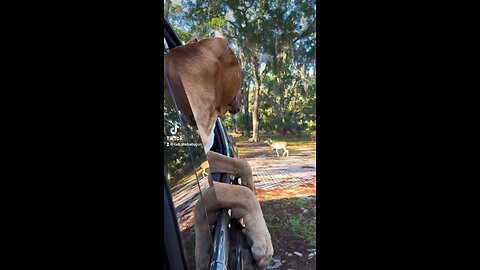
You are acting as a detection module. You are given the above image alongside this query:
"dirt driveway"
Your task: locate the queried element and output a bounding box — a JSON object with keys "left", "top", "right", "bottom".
{"left": 237, "top": 141, "right": 317, "bottom": 270}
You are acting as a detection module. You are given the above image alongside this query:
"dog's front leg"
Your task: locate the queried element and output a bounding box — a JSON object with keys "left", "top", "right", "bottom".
{"left": 195, "top": 183, "right": 273, "bottom": 269}
{"left": 206, "top": 151, "right": 256, "bottom": 194}
{"left": 193, "top": 187, "right": 218, "bottom": 270}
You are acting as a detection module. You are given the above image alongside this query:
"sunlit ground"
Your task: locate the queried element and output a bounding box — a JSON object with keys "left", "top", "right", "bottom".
{"left": 256, "top": 178, "right": 316, "bottom": 202}
{"left": 234, "top": 137, "right": 317, "bottom": 269}
{"left": 237, "top": 136, "right": 316, "bottom": 203}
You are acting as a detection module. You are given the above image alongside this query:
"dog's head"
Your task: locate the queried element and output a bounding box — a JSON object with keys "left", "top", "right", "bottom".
{"left": 164, "top": 33, "right": 242, "bottom": 145}
{"left": 187, "top": 32, "right": 242, "bottom": 116}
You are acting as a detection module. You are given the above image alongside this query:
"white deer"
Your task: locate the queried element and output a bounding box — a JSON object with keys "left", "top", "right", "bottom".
{"left": 264, "top": 139, "right": 289, "bottom": 157}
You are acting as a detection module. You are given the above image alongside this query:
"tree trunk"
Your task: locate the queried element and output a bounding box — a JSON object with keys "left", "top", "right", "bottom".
{"left": 247, "top": 49, "right": 273, "bottom": 142}
{"left": 244, "top": 85, "right": 250, "bottom": 137}
{"left": 251, "top": 77, "right": 260, "bottom": 142}
{"left": 250, "top": 56, "right": 273, "bottom": 142}
{"left": 300, "top": 63, "right": 308, "bottom": 94}
{"left": 165, "top": 0, "right": 171, "bottom": 20}
{"left": 238, "top": 48, "right": 250, "bottom": 137}
{"left": 279, "top": 83, "right": 286, "bottom": 135}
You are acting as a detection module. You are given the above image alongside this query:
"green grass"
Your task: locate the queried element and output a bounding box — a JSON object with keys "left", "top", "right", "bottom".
{"left": 235, "top": 134, "right": 315, "bottom": 144}
{"left": 261, "top": 197, "right": 316, "bottom": 247}
{"left": 235, "top": 135, "right": 316, "bottom": 153}
{"left": 235, "top": 135, "right": 316, "bottom": 157}
{"left": 179, "top": 198, "right": 316, "bottom": 269}
{"left": 232, "top": 130, "right": 315, "bottom": 142}
{"left": 287, "top": 214, "right": 316, "bottom": 245}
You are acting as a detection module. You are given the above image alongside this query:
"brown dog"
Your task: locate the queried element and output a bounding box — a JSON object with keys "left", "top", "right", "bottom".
{"left": 164, "top": 34, "right": 273, "bottom": 269}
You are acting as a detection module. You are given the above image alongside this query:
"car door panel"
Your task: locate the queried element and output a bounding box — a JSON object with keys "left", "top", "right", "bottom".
{"left": 164, "top": 91, "right": 215, "bottom": 269}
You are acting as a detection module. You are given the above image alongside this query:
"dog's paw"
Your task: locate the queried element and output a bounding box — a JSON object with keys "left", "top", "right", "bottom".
{"left": 250, "top": 235, "right": 274, "bottom": 269}
{"left": 242, "top": 179, "right": 257, "bottom": 195}
{"left": 239, "top": 161, "right": 256, "bottom": 194}
{"left": 245, "top": 226, "right": 274, "bottom": 269}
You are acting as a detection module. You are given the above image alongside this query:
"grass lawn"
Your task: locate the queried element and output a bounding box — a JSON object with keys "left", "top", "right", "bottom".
{"left": 234, "top": 133, "right": 316, "bottom": 157}
{"left": 261, "top": 197, "right": 316, "bottom": 248}
{"left": 234, "top": 133, "right": 315, "bottom": 144}
{"left": 182, "top": 196, "right": 317, "bottom": 270}
{"left": 260, "top": 196, "right": 317, "bottom": 269}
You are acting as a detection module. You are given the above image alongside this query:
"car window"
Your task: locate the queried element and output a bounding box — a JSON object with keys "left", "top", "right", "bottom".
{"left": 164, "top": 38, "right": 169, "bottom": 53}
{"left": 164, "top": 90, "right": 214, "bottom": 269}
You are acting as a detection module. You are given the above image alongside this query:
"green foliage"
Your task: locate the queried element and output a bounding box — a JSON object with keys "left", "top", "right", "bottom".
{"left": 175, "top": 28, "right": 192, "bottom": 43}
{"left": 166, "top": 4, "right": 193, "bottom": 42}
{"left": 223, "top": 112, "right": 252, "bottom": 136}
{"left": 205, "top": 17, "right": 227, "bottom": 30}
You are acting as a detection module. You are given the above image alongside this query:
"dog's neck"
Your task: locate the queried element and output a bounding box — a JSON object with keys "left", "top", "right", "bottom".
{"left": 204, "top": 123, "right": 215, "bottom": 153}
{"left": 180, "top": 81, "right": 219, "bottom": 150}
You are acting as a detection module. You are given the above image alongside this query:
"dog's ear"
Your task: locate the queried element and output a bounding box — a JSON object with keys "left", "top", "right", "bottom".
{"left": 187, "top": 38, "right": 198, "bottom": 44}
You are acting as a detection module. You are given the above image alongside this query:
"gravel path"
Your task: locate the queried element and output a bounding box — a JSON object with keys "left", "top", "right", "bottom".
{"left": 239, "top": 145, "right": 317, "bottom": 201}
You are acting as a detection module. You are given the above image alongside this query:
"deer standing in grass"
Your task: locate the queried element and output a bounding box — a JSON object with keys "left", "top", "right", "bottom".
{"left": 264, "top": 139, "right": 289, "bottom": 157}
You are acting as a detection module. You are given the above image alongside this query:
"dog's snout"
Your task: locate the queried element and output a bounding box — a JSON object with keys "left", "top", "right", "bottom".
{"left": 228, "top": 90, "right": 242, "bottom": 114}
{"left": 229, "top": 105, "right": 241, "bottom": 114}
{"left": 228, "top": 99, "right": 242, "bottom": 114}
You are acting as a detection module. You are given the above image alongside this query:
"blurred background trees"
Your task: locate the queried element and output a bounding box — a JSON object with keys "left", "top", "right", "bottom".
{"left": 165, "top": 0, "right": 316, "bottom": 141}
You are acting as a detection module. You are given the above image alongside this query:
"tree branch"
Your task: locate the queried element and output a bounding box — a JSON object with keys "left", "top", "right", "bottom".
{"left": 227, "top": 20, "right": 238, "bottom": 30}
{"left": 260, "top": 59, "right": 273, "bottom": 81}
{"left": 294, "top": 20, "right": 316, "bottom": 43}
{"left": 285, "top": 80, "right": 298, "bottom": 106}
{"left": 165, "top": 0, "right": 171, "bottom": 20}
